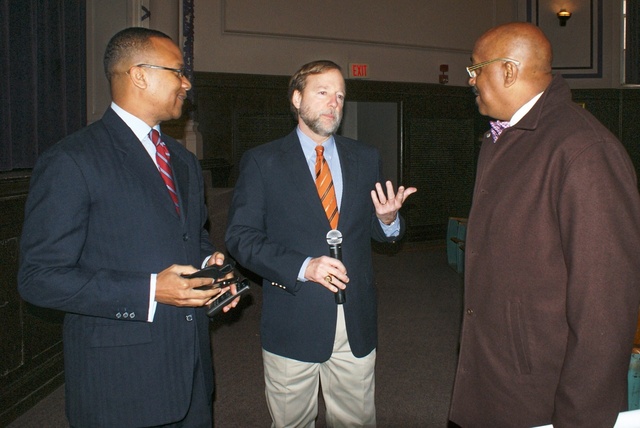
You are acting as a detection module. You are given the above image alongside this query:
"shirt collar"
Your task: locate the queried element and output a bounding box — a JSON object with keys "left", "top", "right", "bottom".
{"left": 509, "top": 92, "right": 544, "bottom": 126}
{"left": 296, "top": 126, "right": 336, "bottom": 161}
{"left": 111, "top": 102, "right": 159, "bottom": 141}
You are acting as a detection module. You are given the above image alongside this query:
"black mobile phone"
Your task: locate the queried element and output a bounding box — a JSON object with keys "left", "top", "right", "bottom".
{"left": 205, "top": 279, "right": 251, "bottom": 317}
{"left": 193, "top": 276, "right": 240, "bottom": 291}
{"left": 182, "top": 260, "right": 235, "bottom": 280}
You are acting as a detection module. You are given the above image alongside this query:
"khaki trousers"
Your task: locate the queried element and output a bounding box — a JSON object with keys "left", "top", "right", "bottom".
{"left": 263, "top": 305, "right": 376, "bottom": 428}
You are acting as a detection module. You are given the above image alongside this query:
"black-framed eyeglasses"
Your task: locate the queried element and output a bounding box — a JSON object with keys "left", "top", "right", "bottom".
{"left": 466, "top": 58, "right": 520, "bottom": 78}
{"left": 132, "top": 63, "right": 185, "bottom": 78}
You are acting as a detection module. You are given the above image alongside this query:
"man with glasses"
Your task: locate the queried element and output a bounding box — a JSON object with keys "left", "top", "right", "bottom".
{"left": 449, "top": 22, "right": 640, "bottom": 427}
{"left": 18, "top": 27, "right": 238, "bottom": 427}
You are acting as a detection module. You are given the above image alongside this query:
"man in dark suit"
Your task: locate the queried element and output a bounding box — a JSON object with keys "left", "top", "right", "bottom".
{"left": 449, "top": 23, "right": 640, "bottom": 427}
{"left": 18, "top": 27, "right": 237, "bottom": 427}
{"left": 226, "top": 60, "right": 416, "bottom": 427}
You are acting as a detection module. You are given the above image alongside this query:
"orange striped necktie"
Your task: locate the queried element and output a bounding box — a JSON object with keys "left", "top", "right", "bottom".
{"left": 315, "top": 145, "right": 339, "bottom": 229}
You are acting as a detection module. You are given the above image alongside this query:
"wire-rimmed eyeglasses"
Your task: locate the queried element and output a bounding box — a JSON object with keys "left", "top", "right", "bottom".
{"left": 132, "top": 63, "right": 185, "bottom": 78}
{"left": 466, "top": 58, "right": 520, "bottom": 78}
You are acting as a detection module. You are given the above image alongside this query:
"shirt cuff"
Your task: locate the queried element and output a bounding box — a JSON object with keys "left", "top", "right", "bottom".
{"left": 298, "top": 257, "right": 312, "bottom": 282}
{"left": 202, "top": 255, "right": 211, "bottom": 268}
{"left": 379, "top": 215, "right": 400, "bottom": 237}
{"left": 148, "top": 274, "right": 158, "bottom": 322}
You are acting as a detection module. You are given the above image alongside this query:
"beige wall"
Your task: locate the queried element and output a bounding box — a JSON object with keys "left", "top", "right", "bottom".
{"left": 194, "top": 0, "right": 517, "bottom": 87}
{"left": 533, "top": 0, "right": 623, "bottom": 88}
{"left": 86, "top": 0, "right": 626, "bottom": 123}
{"left": 86, "top": 0, "right": 181, "bottom": 123}
{"left": 193, "top": 0, "right": 623, "bottom": 89}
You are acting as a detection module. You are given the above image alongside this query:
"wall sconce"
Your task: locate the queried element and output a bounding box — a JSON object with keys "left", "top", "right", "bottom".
{"left": 557, "top": 9, "right": 572, "bottom": 26}
{"left": 439, "top": 64, "right": 448, "bottom": 84}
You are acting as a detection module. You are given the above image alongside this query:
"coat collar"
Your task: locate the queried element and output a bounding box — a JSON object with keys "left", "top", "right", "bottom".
{"left": 280, "top": 130, "right": 357, "bottom": 231}
{"left": 102, "top": 108, "right": 185, "bottom": 220}
{"left": 512, "top": 74, "right": 571, "bottom": 133}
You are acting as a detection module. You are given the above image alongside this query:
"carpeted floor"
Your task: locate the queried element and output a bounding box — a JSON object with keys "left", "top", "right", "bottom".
{"left": 7, "top": 241, "right": 463, "bottom": 427}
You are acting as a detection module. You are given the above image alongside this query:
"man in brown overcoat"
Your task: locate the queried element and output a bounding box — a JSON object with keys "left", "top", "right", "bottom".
{"left": 449, "top": 22, "right": 640, "bottom": 427}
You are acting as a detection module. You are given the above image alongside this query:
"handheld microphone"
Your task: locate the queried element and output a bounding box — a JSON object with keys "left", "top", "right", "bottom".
{"left": 326, "top": 229, "right": 346, "bottom": 304}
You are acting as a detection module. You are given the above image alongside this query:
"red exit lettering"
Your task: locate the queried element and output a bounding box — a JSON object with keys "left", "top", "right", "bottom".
{"left": 349, "top": 63, "right": 369, "bottom": 78}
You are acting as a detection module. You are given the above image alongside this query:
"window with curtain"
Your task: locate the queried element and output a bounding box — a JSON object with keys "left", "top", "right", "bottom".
{"left": 0, "top": 0, "right": 86, "bottom": 172}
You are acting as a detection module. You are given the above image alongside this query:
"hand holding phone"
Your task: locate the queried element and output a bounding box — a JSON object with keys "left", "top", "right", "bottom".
{"left": 193, "top": 276, "right": 240, "bottom": 291}
{"left": 206, "top": 279, "right": 251, "bottom": 317}
{"left": 182, "top": 260, "right": 235, "bottom": 280}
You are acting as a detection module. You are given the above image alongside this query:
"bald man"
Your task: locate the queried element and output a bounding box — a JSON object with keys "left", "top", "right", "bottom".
{"left": 449, "top": 22, "right": 640, "bottom": 427}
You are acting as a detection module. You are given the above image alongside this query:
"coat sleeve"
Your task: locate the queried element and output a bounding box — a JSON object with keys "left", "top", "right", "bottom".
{"left": 18, "top": 147, "right": 151, "bottom": 320}
{"left": 553, "top": 140, "right": 640, "bottom": 426}
{"left": 225, "top": 150, "right": 309, "bottom": 293}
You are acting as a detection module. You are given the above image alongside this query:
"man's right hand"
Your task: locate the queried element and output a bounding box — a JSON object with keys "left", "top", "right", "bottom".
{"left": 155, "top": 264, "right": 229, "bottom": 307}
{"left": 304, "top": 256, "right": 349, "bottom": 293}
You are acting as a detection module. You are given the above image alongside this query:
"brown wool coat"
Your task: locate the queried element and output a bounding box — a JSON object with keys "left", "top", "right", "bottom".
{"left": 449, "top": 75, "right": 640, "bottom": 428}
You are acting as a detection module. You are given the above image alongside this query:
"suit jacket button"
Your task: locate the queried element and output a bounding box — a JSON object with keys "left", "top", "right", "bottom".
{"left": 116, "top": 312, "right": 122, "bottom": 319}
{"left": 183, "top": 233, "right": 189, "bottom": 241}
{"left": 129, "top": 312, "right": 135, "bottom": 319}
{"left": 186, "top": 315, "right": 193, "bottom": 322}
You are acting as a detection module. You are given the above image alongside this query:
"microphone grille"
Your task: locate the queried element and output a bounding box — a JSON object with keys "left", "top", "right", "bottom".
{"left": 326, "top": 229, "right": 343, "bottom": 245}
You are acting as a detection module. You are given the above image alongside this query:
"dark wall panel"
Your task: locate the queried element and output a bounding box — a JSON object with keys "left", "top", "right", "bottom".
{"left": 0, "top": 174, "right": 64, "bottom": 427}
{"left": 620, "top": 90, "right": 640, "bottom": 180}
{"left": 193, "top": 72, "right": 481, "bottom": 241}
{"left": 192, "top": 72, "right": 640, "bottom": 242}
{"left": 1, "top": 72, "right": 639, "bottom": 424}
{"left": 406, "top": 118, "right": 476, "bottom": 240}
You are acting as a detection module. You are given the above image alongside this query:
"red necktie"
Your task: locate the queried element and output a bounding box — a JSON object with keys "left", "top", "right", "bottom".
{"left": 315, "top": 145, "right": 339, "bottom": 229}
{"left": 149, "top": 129, "right": 180, "bottom": 215}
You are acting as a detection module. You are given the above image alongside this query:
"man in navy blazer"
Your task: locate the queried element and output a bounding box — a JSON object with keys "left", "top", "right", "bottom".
{"left": 18, "top": 28, "right": 236, "bottom": 427}
{"left": 226, "top": 60, "right": 416, "bottom": 427}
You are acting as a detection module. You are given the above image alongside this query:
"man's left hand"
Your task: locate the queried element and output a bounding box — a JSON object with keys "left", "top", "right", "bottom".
{"left": 206, "top": 252, "right": 240, "bottom": 312}
{"left": 371, "top": 180, "right": 417, "bottom": 225}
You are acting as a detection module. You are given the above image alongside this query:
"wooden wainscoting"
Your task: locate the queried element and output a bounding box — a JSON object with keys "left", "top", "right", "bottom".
{"left": 0, "top": 171, "right": 65, "bottom": 427}
{"left": 192, "top": 72, "right": 483, "bottom": 241}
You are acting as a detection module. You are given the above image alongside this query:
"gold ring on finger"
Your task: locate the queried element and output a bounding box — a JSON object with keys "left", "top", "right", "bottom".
{"left": 325, "top": 275, "right": 332, "bottom": 283}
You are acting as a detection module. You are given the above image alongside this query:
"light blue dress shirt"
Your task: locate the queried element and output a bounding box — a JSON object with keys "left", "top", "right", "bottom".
{"left": 295, "top": 127, "right": 399, "bottom": 281}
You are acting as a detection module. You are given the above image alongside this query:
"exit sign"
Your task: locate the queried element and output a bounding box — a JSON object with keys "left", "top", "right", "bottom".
{"left": 349, "top": 63, "right": 369, "bottom": 78}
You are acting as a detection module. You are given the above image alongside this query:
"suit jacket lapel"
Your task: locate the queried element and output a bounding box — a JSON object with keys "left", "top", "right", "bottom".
{"left": 282, "top": 131, "right": 332, "bottom": 228}
{"left": 335, "top": 135, "right": 357, "bottom": 229}
{"left": 165, "top": 138, "right": 189, "bottom": 221}
{"left": 102, "top": 109, "right": 181, "bottom": 219}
